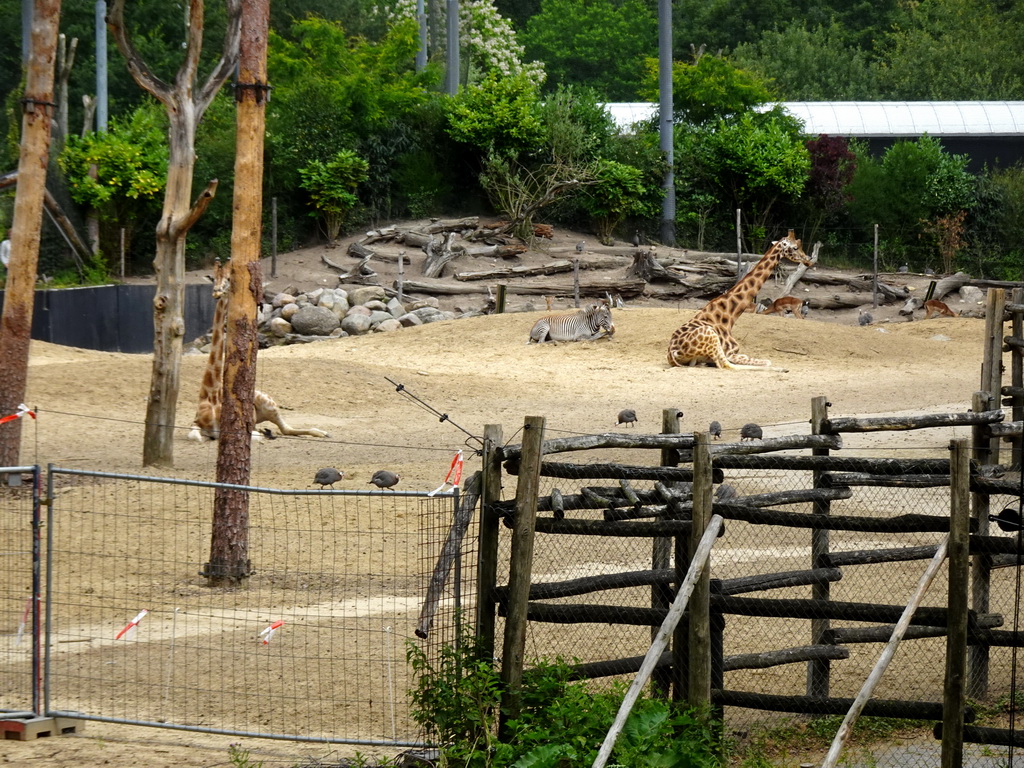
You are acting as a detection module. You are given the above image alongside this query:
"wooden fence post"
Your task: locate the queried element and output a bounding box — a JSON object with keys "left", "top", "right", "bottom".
{"left": 808, "top": 395, "right": 832, "bottom": 698}
{"left": 500, "top": 415, "right": 545, "bottom": 731}
{"left": 476, "top": 423, "right": 503, "bottom": 659}
{"left": 653, "top": 407, "right": 681, "bottom": 698}
{"left": 969, "top": 390, "right": 995, "bottom": 698}
{"left": 1011, "top": 287, "right": 1023, "bottom": 470}
{"left": 688, "top": 431, "right": 713, "bottom": 708}
{"left": 942, "top": 438, "right": 971, "bottom": 768}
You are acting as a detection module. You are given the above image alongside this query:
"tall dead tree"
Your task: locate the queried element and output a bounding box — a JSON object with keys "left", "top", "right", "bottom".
{"left": 205, "top": 0, "right": 269, "bottom": 586}
{"left": 107, "top": 0, "right": 241, "bottom": 467}
{"left": 0, "top": 0, "right": 62, "bottom": 468}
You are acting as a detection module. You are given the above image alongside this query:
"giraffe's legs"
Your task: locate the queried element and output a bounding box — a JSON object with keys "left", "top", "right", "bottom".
{"left": 254, "top": 391, "right": 329, "bottom": 438}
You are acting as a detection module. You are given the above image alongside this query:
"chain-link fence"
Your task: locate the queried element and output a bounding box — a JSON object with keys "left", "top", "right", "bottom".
{"left": 19, "top": 467, "right": 470, "bottom": 746}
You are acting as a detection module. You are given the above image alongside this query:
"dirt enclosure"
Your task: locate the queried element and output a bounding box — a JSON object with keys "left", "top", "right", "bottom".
{"left": 0, "top": 261, "right": 1013, "bottom": 767}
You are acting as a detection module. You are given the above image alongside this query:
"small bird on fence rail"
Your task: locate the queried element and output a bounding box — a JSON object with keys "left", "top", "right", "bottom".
{"left": 313, "top": 468, "right": 344, "bottom": 489}
{"left": 369, "top": 469, "right": 401, "bottom": 490}
{"left": 616, "top": 409, "right": 637, "bottom": 428}
{"left": 740, "top": 423, "right": 763, "bottom": 441}
{"left": 709, "top": 420, "right": 722, "bottom": 440}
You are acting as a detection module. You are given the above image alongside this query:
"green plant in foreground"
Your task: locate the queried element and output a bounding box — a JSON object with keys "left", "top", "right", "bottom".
{"left": 407, "top": 627, "right": 721, "bottom": 767}
{"left": 228, "top": 742, "right": 264, "bottom": 768}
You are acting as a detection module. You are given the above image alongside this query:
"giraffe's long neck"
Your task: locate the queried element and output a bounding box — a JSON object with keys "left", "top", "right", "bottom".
{"left": 198, "top": 291, "right": 229, "bottom": 413}
{"left": 698, "top": 242, "right": 787, "bottom": 333}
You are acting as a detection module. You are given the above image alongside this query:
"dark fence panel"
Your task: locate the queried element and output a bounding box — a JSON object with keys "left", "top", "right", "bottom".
{"left": 0, "top": 284, "right": 215, "bottom": 353}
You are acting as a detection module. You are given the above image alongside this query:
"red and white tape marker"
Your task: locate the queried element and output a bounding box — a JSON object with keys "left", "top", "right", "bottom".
{"left": 0, "top": 404, "right": 35, "bottom": 426}
{"left": 259, "top": 620, "right": 285, "bottom": 645}
{"left": 116, "top": 609, "right": 148, "bottom": 640}
{"left": 15, "top": 597, "right": 31, "bottom": 646}
{"left": 429, "top": 450, "right": 464, "bottom": 496}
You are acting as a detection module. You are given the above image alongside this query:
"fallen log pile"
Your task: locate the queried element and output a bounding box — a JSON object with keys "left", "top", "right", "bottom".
{"left": 322, "top": 221, "right": 927, "bottom": 307}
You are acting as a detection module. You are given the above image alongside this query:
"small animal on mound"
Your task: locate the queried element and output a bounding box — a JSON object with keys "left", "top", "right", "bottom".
{"left": 740, "top": 423, "right": 763, "bottom": 441}
{"left": 528, "top": 301, "right": 614, "bottom": 343}
{"left": 759, "top": 296, "right": 809, "bottom": 319}
{"left": 709, "top": 421, "right": 722, "bottom": 440}
{"left": 714, "top": 484, "right": 738, "bottom": 500}
{"left": 858, "top": 309, "right": 873, "bottom": 326}
{"left": 313, "top": 468, "right": 344, "bottom": 489}
{"left": 924, "top": 299, "right": 956, "bottom": 319}
{"left": 616, "top": 409, "right": 637, "bottom": 428}
{"left": 369, "top": 469, "right": 401, "bottom": 490}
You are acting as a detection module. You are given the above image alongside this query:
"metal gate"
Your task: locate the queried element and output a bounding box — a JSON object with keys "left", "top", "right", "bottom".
{"left": 1, "top": 466, "right": 472, "bottom": 746}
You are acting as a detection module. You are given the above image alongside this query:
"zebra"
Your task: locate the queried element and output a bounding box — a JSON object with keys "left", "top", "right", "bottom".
{"left": 528, "top": 301, "right": 615, "bottom": 343}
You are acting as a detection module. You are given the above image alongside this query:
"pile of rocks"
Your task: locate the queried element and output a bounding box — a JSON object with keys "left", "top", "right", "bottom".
{"left": 189, "top": 284, "right": 462, "bottom": 353}
{"left": 261, "top": 285, "right": 458, "bottom": 346}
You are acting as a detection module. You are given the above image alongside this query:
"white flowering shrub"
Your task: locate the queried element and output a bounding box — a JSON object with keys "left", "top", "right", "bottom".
{"left": 375, "top": 0, "right": 545, "bottom": 86}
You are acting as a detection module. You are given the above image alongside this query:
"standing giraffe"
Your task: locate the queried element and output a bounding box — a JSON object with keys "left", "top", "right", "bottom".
{"left": 187, "top": 260, "right": 329, "bottom": 442}
{"left": 667, "top": 230, "right": 812, "bottom": 369}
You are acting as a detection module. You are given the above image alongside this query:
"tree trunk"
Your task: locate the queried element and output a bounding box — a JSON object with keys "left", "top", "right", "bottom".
{"left": 207, "top": 0, "right": 268, "bottom": 586}
{"left": 0, "top": 0, "right": 61, "bottom": 468}
{"left": 142, "top": 117, "right": 203, "bottom": 467}
{"left": 109, "top": 0, "right": 241, "bottom": 467}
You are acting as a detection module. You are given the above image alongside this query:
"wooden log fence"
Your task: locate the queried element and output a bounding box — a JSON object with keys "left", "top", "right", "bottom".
{"left": 461, "top": 371, "right": 1024, "bottom": 763}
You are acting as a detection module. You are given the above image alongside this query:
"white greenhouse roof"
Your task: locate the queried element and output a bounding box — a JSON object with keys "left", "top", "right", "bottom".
{"left": 603, "top": 101, "right": 1024, "bottom": 137}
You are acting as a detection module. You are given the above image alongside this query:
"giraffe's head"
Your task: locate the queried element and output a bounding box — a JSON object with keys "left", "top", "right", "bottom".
{"left": 208, "top": 258, "right": 230, "bottom": 300}
{"left": 774, "top": 230, "right": 812, "bottom": 267}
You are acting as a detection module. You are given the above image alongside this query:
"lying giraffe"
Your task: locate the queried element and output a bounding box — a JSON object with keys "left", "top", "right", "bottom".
{"left": 188, "top": 260, "right": 328, "bottom": 442}
{"left": 667, "top": 230, "right": 813, "bottom": 369}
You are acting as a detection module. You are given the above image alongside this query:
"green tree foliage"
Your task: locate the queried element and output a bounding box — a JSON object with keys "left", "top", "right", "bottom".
{"left": 444, "top": 70, "right": 545, "bottom": 158}
{"left": 521, "top": 0, "right": 656, "bottom": 100}
{"left": 641, "top": 52, "right": 774, "bottom": 126}
{"left": 579, "top": 159, "right": 660, "bottom": 244}
{"left": 298, "top": 149, "right": 370, "bottom": 244}
{"left": 679, "top": 107, "right": 810, "bottom": 247}
{"left": 847, "top": 136, "right": 975, "bottom": 269}
{"left": 671, "top": 0, "right": 898, "bottom": 56}
{"left": 796, "top": 134, "right": 856, "bottom": 243}
{"left": 731, "top": 22, "right": 878, "bottom": 100}
{"left": 266, "top": 15, "right": 437, "bottom": 232}
{"left": 58, "top": 101, "right": 167, "bottom": 265}
{"left": 878, "top": 0, "right": 1024, "bottom": 100}
{"left": 970, "top": 165, "right": 1024, "bottom": 279}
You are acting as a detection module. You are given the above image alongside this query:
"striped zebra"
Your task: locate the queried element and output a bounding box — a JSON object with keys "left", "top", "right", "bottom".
{"left": 528, "top": 301, "right": 615, "bottom": 343}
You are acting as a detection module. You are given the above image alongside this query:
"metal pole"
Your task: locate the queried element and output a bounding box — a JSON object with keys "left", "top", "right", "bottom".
{"left": 657, "top": 0, "right": 674, "bottom": 246}
{"left": 95, "top": 1, "right": 108, "bottom": 131}
{"left": 415, "top": 0, "right": 427, "bottom": 71}
{"left": 873, "top": 223, "right": 879, "bottom": 308}
{"left": 445, "top": 0, "right": 459, "bottom": 95}
{"left": 22, "top": 0, "right": 32, "bottom": 65}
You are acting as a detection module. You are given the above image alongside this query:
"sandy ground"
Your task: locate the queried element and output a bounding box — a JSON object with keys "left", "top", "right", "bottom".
{"left": 0, "top": 224, "right": 1003, "bottom": 767}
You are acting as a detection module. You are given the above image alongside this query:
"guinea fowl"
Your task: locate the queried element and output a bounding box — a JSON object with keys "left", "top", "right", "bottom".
{"left": 709, "top": 421, "right": 722, "bottom": 440}
{"left": 369, "top": 469, "right": 401, "bottom": 490}
{"left": 740, "top": 423, "right": 763, "bottom": 441}
{"left": 313, "top": 468, "right": 344, "bottom": 489}
{"left": 617, "top": 409, "right": 638, "bottom": 428}
{"left": 859, "top": 309, "right": 873, "bottom": 326}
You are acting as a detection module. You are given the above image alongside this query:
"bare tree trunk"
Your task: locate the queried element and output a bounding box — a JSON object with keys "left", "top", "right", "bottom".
{"left": 0, "top": 0, "right": 61, "bottom": 468}
{"left": 107, "top": 0, "right": 241, "bottom": 467}
{"left": 207, "top": 0, "right": 268, "bottom": 586}
{"left": 54, "top": 33, "right": 76, "bottom": 152}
